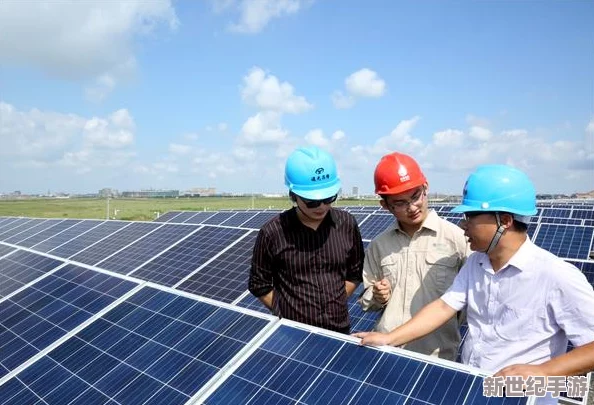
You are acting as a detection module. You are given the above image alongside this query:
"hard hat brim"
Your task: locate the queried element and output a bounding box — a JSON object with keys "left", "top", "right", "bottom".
{"left": 291, "top": 182, "right": 341, "bottom": 200}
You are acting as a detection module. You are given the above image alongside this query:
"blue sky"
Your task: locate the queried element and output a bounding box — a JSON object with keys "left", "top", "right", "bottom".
{"left": 1, "top": 0, "right": 592, "bottom": 195}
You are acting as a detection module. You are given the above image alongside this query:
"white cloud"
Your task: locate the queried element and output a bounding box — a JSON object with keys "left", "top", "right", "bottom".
{"left": 0, "top": 1, "right": 178, "bottom": 99}
{"left": 469, "top": 126, "right": 492, "bottom": 141}
{"left": 83, "top": 109, "right": 135, "bottom": 149}
{"left": 332, "top": 130, "right": 345, "bottom": 141}
{"left": 305, "top": 129, "right": 329, "bottom": 148}
{"left": 331, "top": 91, "right": 355, "bottom": 109}
{"left": 214, "top": 0, "right": 308, "bottom": 34}
{"left": 169, "top": 143, "right": 192, "bottom": 155}
{"left": 466, "top": 114, "right": 490, "bottom": 127}
{"left": 241, "top": 67, "right": 312, "bottom": 114}
{"left": 433, "top": 129, "right": 464, "bottom": 147}
{"left": 239, "top": 111, "right": 288, "bottom": 144}
{"left": 345, "top": 68, "right": 386, "bottom": 98}
{"left": 183, "top": 133, "right": 200, "bottom": 141}
{"left": 586, "top": 118, "right": 594, "bottom": 134}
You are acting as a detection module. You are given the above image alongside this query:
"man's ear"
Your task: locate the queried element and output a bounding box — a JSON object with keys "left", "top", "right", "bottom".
{"left": 501, "top": 213, "right": 515, "bottom": 229}
{"left": 379, "top": 198, "right": 388, "bottom": 210}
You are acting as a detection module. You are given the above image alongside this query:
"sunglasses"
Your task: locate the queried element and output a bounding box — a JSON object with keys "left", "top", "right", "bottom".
{"left": 463, "top": 212, "right": 486, "bottom": 221}
{"left": 301, "top": 194, "right": 338, "bottom": 208}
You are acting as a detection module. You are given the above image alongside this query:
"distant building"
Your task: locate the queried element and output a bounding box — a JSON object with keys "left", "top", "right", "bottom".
{"left": 98, "top": 188, "right": 119, "bottom": 198}
{"left": 184, "top": 187, "right": 217, "bottom": 197}
{"left": 351, "top": 186, "right": 359, "bottom": 198}
{"left": 121, "top": 189, "right": 179, "bottom": 198}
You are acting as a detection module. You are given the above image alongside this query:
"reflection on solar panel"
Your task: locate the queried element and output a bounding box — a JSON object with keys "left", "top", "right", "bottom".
{"left": 16, "top": 219, "right": 81, "bottom": 248}
{"left": 0, "top": 251, "right": 64, "bottom": 298}
{"left": 69, "top": 222, "right": 161, "bottom": 265}
{"left": 358, "top": 214, "right": 393, "bottom": 240}
{"left": 0, "top": 286, "right": 271, "bottom": 405}
{"left": 98, "top": 224, "right": 200, "bottom": 275}
{"left": 534, "top": 224, "right": 594, "bottom": 260}
{"left": 201, "top": 323, "right": 528, "bottom": 405}
{"left": 49, "top": 221, "right": 128, "bottom": 258}
{"left": 31, "top": 220, "right": 103, "bottom": 253}
{"left": 177, "top": 232, "right": 257, "bottom": 302}
{"left": 131, "top": 226, "right": 248, "bottom": 286}
{"left": 0, "top": 265, "right": 136, "bottom": 378}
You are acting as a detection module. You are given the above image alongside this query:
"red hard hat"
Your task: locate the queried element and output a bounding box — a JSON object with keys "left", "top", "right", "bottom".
{"left": 374, "top": 152, "right": 427, "bottom": 195}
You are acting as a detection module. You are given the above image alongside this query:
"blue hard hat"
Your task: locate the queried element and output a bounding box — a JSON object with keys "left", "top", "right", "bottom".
{"left": 284, "top": 146, "right": 341, "bottom": 200}
{"left": 452, "top": 164, "right": 537, "bottom": 217}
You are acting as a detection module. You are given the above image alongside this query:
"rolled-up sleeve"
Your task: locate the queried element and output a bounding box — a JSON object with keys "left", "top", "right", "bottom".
{"left": 248, "top": 229, "right": 274, "bottom": 298}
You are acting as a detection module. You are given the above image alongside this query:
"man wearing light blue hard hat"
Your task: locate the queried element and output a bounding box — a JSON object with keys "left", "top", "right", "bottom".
{"left": 354, "top": 164, "right": 594, "bottom": 404}
{"left": 249, "top": 145, "right": 364, "bottom": 334}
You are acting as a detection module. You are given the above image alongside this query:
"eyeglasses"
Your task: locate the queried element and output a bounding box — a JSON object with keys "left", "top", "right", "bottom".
{"left": 463, "top": 212, "right": 486, "bottom": 221}
{"left": 301, "top": 194, "right": 338, "bottom": 209}
{"left": 386, "top": 187, "right": 426, "bottom": 211}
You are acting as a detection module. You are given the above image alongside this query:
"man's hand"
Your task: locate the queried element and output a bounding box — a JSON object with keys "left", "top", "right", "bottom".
{"left": 372, "top": 278, "right": 391, "bottom": 305}
{"left": 494, "top": 364, "right": 549, "bottom": 380}
{"left": 352, "top": 331, "right": 393, "bottom": 347}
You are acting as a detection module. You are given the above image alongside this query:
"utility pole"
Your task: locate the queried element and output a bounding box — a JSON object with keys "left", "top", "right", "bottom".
{"left": 106, "top": 197, "right": 110, "bottom": 220}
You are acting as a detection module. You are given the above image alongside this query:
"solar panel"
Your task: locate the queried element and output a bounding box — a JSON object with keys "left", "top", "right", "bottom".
{"left": 534, "top": 224, "right": 594, "bottom": 260}
{"left": 30, "top": 220, "right": 103, "bottom": 253}
{"left": 0, "top": 250, "right": 64, "bottom": 299}
{"left": 15, "top": 219, "right": 81, "bottom": 248}
{"left": 219, "top": 212, "right": 257, "bottom": 227}
{"left": 184, "top": 211, "right": 217, "bottom": 224}
{"left": 177, "top": 232, "right": 258, "bottom": 302}
{"left": 358, "top": 214, "right": 394, "bottom": 240}
{"left": 131, "top": 226, "right": 249, "bottom": 286}
{"left": 170, "top": 211, "right": 202, "bottom": 223}
{"left": 0, "top": 265, "right": 137, "bottom": 379}
{"left": 567, "top": 261, "right": 594, "bottom": 286}
{"left": 2, "top": 219, "right": 59, "bottom": 245}
{"left": 48, "top": 221, "right": 128, "bottom": 258}
{"left": 154, "top": 211, "right": 182, "bottom": 222}
{"left": 0, "top": 218, "right": 42, "bottom": 241}
{"left": 542, "top": 208, "right": 571, "bottom": 218}
{"left": 200, "top": 322, "right": 529, "bottom": 405}
{"left": 202, "top": 211, "right": 236, "bottom": 225}
{"left": 97, "top": 224, "right": 200, "bottom": 275}
{"left": 239, "top": 212, "right": 279, "bottom": 229}
{"left": 585, "top": 219, "right": 594, "bottom": 227}
{"left": 0, "top": 286, "right": 272, "bottom": 405}
{"left": 571, "top": 210, "right": 594, "bottom": 220}
{"left": 351, "top": 212, "right": 369, "bottom": 225}
{"left": 539, "top": 217, "right": 583, "bottom": 225}
{"left": 0, "top": 244, "right": 16, "bottom": 258}
{"left": 69, "top": 222, "right": 162, "bottom": 265}
{"left": 347, "top": 283, "right": 380, "bottom": 333}
{"left": 235, "top": 292, "right": 270, "bottom": 314}
{"left": 0, "top": 217, "right": 27, "bottom": 233}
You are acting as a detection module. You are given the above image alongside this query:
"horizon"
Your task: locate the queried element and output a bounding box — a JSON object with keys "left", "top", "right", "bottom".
{"left": 1, "top": 1, "right": 593, "bottom": 195}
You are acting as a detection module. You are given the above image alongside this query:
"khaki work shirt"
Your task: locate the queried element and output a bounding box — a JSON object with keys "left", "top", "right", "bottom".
{"left": 359, "top": 210, "right": 469, "bottom": 360}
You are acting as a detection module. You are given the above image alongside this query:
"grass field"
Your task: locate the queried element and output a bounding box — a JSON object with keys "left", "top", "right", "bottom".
{"left": 0, "top": 197, "right": 379, "bottom": 221}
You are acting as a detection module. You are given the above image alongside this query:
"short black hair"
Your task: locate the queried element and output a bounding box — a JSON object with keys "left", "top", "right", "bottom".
{"left": 512, "top": 220, "right": 528, "bottom": 233}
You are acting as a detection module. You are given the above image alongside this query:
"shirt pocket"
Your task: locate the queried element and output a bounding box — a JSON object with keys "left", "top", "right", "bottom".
{"left": 379, "top": 255, "right": 402, "bottom": 288}
{"left": 494, "top": 304, "right": 535, "bottom": 341}
{"left": 425, "top": 250, "right": 459, "bottom": 294}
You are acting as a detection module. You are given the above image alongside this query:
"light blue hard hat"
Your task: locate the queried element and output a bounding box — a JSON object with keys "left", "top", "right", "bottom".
{"left": 452, "top": 164, "right": 537, "bottom": 217}
{"left": 284, "top": 146, "right": 341, "bottom": 200}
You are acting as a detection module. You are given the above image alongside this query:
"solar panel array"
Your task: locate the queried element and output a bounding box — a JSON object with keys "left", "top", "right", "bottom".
{"left": 1, "top": 199, "right": 592, "bottom": 405}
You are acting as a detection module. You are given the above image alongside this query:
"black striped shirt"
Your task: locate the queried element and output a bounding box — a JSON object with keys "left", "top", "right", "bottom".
{"left": 249, "top": 207, "right": 365, "bottom": 332}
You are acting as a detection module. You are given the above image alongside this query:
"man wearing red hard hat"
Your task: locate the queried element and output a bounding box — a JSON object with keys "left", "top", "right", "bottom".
{"left": 358, "top": 151, "right": 469, "bottom": 360}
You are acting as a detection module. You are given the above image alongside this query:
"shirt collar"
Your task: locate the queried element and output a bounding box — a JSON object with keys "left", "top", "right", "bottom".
{"left": 505, "top": 237, "right": 535, "bottom": 272}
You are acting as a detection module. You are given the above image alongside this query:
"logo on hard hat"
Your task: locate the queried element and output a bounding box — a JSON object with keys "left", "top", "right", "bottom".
{"left": 398, "top": 165, "right": 410, "bottom": 182}
{"left": 315, "top": 167, "right": 325, "bottom": 175}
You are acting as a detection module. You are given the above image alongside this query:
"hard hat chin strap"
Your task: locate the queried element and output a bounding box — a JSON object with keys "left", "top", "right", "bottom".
{"left": 485, "top": 212, "right": 506, "bottom": 254}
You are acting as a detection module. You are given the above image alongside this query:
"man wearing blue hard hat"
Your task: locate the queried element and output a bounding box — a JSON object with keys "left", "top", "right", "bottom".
{"left": 354, "top": 164, "right": 594, "bottom": 404}
{"left": 249, "top": 145, "right": 364, "bottom": 333}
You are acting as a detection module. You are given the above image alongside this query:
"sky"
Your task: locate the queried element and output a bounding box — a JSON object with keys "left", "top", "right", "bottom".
{"left": 0, "top": 0, "right": 593, "bottom": 196}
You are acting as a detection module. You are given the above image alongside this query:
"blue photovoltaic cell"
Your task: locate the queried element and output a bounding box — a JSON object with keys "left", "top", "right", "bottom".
{"left": 203, "top": 324, "right": 528, "bottom": 405}
{"left": 0, "top": 219, "right": 43, "bottom": 241}
{"left": 585, "top": 219, "right": 594, "bottom": 227}
{"left": 0, "top": 287, "right": 271, "bottom": 405}
{"left": 132, "top": 226, "right": 249, "bottom": 286}
{"left": 30, "top": 220, "right": 103, "bottom": 253}
{"left": 171, "top": 211, "right": 203, "bottom": 223}
{"left": 239, "top": 212, "right": 279, "bottom": 229}
{"left": 0, "top": 265, "right": 136, "bottom": 378}
{"left": 527, "top": 223, "right": 538, "bottom": 238}
{"left": 220, "top": 212, "right": 257, "bottom": 227}
{"left": 0, "top": 218, "right": 22, "bottom": 233}
{"left": 0, "top": 244, "right": 15, "bottom": 258}
{"left": 153, "top": 211, "right": 182, "bottom": 222}
{"left": 184, "top": 211, "right": 217, "bottom": 224}
{"left": 359, "top": 214, "right": 394, "bottom": 240}
{"left": 351, "top": 213, "right": 369, "bottom": 225}
{"left": 3, "top": 219, "right": 60, "bottom": 245}
{"left": 98, "top": 224, "right": 200, "bottom": 275}
{"left": 571, "top": 210, "right": 594, "bottom": 220}
{"left": 48, "top": 221, "right": 128, "bottom": 258}
{"left": 347, "top": 283, "right": 380, "bottom": 333}
{"left": 567, "top": 261, "right": 594, "bottom": 286}
{"left": 16, "top": 219, "right": 81, "bottom": 248}
{"left": 69, "top": 222, "right": 161, "bottom": 265}
{"left": 534, "top": 224, "right": 594, "bottom": 260}
{"left": 202, "top": 211, "right": 236, "bottom": 225}
{"left": 0, "top": 251, "right": 64, "bottom": 298}
{"left": 235, "top": 292, "right": 269, "bottom": 314}
{"left": 177, "top": 232, "right": 258, "bottom": 302}
{"left": 539, "top": 217, "right": 583, "bottom": 225}
{"left": 542, "top": 208, "right": 571, "bottom": 218}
